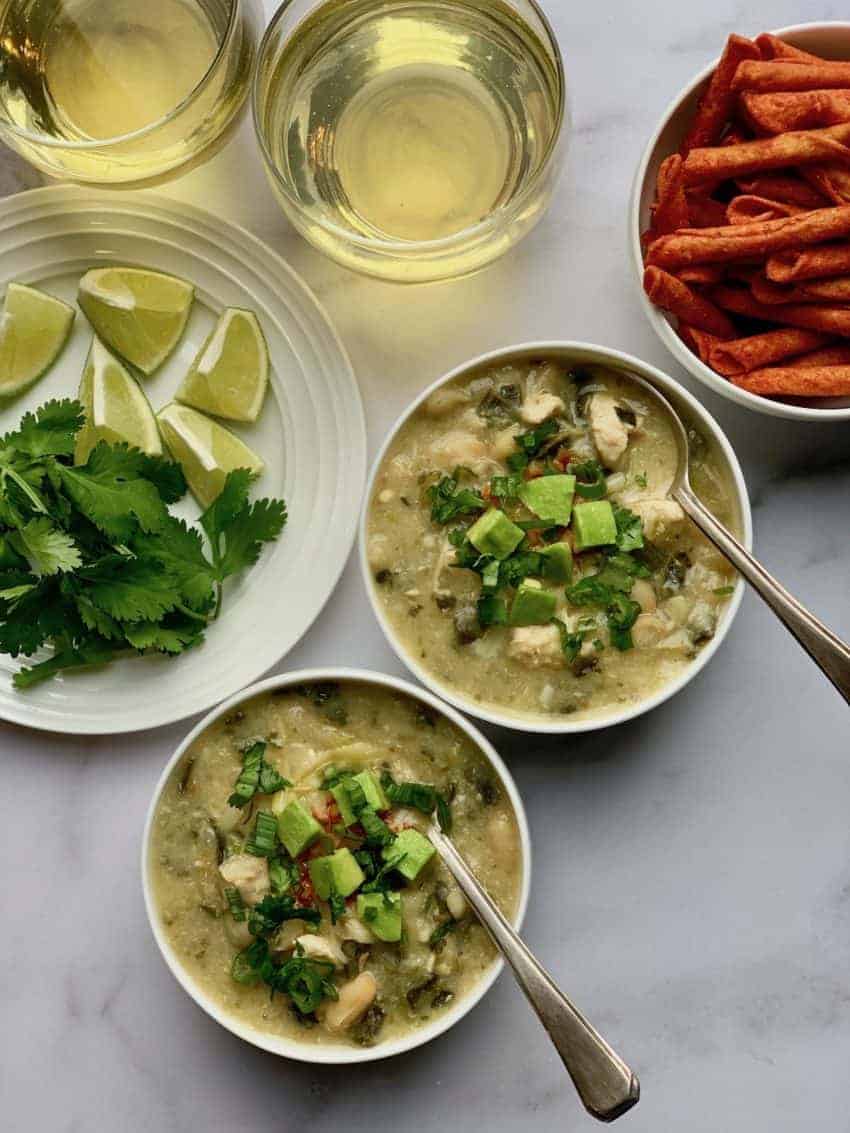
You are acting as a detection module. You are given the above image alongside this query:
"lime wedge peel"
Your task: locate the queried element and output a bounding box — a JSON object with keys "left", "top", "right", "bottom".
{"left": 0, "top": 283, "right": 75, "bottom": 397}
{"left": 157, "top": 402, "right": 264, "bottom": 509}
{"left": 176, "top": 307, "right": 269, "bottom": 423}
{"left": 74, "top": 338, "right": 162, "bottom": 464}
{"left": 78, "top": 266, "right": 194, "bottom": 376}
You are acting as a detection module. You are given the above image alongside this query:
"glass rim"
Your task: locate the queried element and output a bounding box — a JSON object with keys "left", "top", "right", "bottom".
{"left": 252, "top": 0, "right": 567, "bottom": 257}
{"left": 0, "top": 0, "right": 241, "bottom": 150}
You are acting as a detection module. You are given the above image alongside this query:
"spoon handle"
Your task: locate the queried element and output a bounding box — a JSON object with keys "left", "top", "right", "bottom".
{"left": 675, "top": 484, "right": 850, "bottom": 704}
{"left": 429, "top": 826, "right": 639, "bottom": 1122}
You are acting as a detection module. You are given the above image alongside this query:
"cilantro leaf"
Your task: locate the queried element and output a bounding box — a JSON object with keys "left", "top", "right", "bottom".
{"left": 216, "top": 497, "right": 288, "bottom": 580}
{"left": 11, "top": 517, "right": 82, "bottom": 576}
{"left": 134, "top": 452, "right": 187, "bottom": 504}
{"left": 122, "top": 617, "right": 204, "bottom": 654}
{"left": 551, "top": 617, "right": 585, "bottom": 663}
{"left": 132, "top": 517, "right": 216, "bottom": 609}
{"left": 0, "top": 579, "right": 74, "bottom": 657}
{"left": 200, "top": 468, "right": 254, "bottom": 548}
{"left": 73, "top": 592, "right": 123, "bottom": 640}
{"left": 2, "top": 399, "right": 84, "bottom": 459}
{"left": 613, "top": 505, "right": 644, "bottom": 552}
{"left": 57, "top": 445, "right": 168, "bottom": 541}
{"left": 77, "top": 556, "right": 182, "bottom": 622}
{"left": 13, "top": 634, "right": 118, "bottom": 689}
{"left": 428, "top": 475, "right": 486, "bottom": 525}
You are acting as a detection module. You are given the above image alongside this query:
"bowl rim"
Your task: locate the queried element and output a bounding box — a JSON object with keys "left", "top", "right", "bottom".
{"left": 0, "top": 0, "right": 243, "bottom": 150}
{"left": 359, "top": 340, "right": 753, "bottom": 734}
{"left": 141, "top": 666, "right": 532, "bottom": 1065}
{"left": 629, "top": 22, "right": 850, "bottom": 423}
{"left": 251, "top": 0, "right": 567, "bottom": 258}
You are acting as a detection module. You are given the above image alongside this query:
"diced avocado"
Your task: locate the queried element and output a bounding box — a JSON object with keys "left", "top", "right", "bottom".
{"left": 354, "top": 770, "right": 389, "bottom": 812}
{"left": 308, "top": 848, "right": 365, "bottom": 899}
{"left": 382, "top": 828, "right": 435, "bottom": 881}
{"left": 509, "top": 578, "right": 557, "bottom": 626}
{"left": 519, "top": 474, "right": 575, "bottom": 526}
{"left": 539, "top": 541, "right": 573, "bottom": 583}
{"left": 467, "top": 508, "right": 524, "bottom": 561}
{"left": 356, "top": 890, "right": 403, "bottom": 943}
{"left": 330, "top": 782, "right": 357, "bottom": 827}
{"left": 276, "top": 800, "right": 322, "bottom": 858}
{"left": 573, "top": 500, "right": 618, "bottom": 550}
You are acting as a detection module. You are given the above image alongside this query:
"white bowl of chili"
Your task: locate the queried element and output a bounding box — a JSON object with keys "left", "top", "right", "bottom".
{"left": 142, "top": 667, "right": 531, "bottom": 1063}
{"left": 631, "top": 22, "right": 850, "bottom": 421}
{"left": 360, "top": 341, "right": 752, "bottom": 734}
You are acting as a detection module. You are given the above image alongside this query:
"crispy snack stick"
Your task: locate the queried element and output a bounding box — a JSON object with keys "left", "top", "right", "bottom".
{"left": 643, "top": 267, "right": 736, "bottom": 337}
{"left": 677, "top": 264, "right": 726, "bottom": 284}
{"left": 736, "top": 174, "right": 828, "bottom": 208}
{"left": 766, "top": 241, "right": 850, "bottom": 281}
{"left": 680, "top": 34, "right": 761, "bottom": 153}
{"left": 682, "top": 125, "right": 850, "bottom": 185}
{"left": 678, "top": 323, "right": 723, "bottom": 363}
{"left": 803, "top": 163, "right": 850, "bottom": 204}
{"left": 708, "top": 328, "right": 831, "bottom": 375}
{"left": 726, "top": 194, "right": 805, "bottom": 224}
{"left": 647, "top": 205, "right": 850, "bottom": 269}
{"left": 794, "top": 344, "right": 850, "bottom": 365}
{"left": 731, "top": 60, "right": 850, "bottom": 93}
{"left": 752, "top": 272, "right": 850, "bottom": 304}
{"left": 685, "top": 193, "right": 729, "bottom": 227}
{"left": 731, "top": 364, "right": 850, "bottom": 396}
{"left": 753, "top": 34, "right": 823, "bottom": 63}
{"left": 650, "top": 154, "right": 690, "bottom": 235}
{"left": 711, "top": 284, "right": 850, "bottom": 336}
{"left": 741, "top": 90, "right": 850, "bottom": 134}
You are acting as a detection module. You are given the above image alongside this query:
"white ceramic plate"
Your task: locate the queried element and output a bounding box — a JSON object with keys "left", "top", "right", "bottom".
{"left": 630, "top": 23, "right": 850, "bottom": 422}
{"left": 0, "top": 186, "right": 365, "bottom": 734}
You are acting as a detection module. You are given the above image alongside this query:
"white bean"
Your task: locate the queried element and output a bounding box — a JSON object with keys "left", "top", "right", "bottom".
{"left": 322, "top": 972, "right": 378, "bottom": 1033}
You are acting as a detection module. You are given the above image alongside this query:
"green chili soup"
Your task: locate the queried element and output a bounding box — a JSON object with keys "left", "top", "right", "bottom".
{"left": 150, "top": 680, "right": 522, "bottom": 1048}
{"left": 366, "top": 359, "right": 738, "bottom": 723}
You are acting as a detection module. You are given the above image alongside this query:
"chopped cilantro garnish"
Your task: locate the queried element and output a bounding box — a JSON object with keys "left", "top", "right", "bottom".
{"left": 612, "top": 505, "right": 644, "bottom": 552}
{"left": 428, "top": 474, "right": 486, "bottom": 525}
{"left": 551, "top": 617, "right": 585, "bottom": 663}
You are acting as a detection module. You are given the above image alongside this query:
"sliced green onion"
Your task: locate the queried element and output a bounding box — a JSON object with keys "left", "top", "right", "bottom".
{"left": 227, "top": 742, "right": 265, "bottom": 808}
{"left": 245, "top": 811, "right": 279, "bottom": 858}
{"left": 224, "top": 886, "right": 246, "bottom": 922}
{"left": 359, "top": 807, "right": 394, "bottom": 847}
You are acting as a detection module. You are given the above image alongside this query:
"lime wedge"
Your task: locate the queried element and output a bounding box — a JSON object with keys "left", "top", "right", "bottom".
{"left": 176, "top": 307, "right": 269, "bottom": 423}
{"left": 157, "top": 402, "right": 264, "bottom": 508}
{"left": 0, "top": 283, "right": 74, "bottom": 397}
{"left": 78, "top": 267, "right": 194, "bottom": 375}
{"left": 75, "top": 338, "right": 162, "bottom": 464}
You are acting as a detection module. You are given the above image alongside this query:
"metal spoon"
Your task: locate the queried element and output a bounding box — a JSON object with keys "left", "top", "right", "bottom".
{"left": 625, "top": 371, "right": 850, "bottom": 704}
{"left": 429, "top": 822, "right": 640, "bottom": 1123}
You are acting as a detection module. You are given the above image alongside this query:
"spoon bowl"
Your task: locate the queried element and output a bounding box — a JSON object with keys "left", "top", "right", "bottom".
{"left": 622, "top": 372, "right": 850, "bottom": 704}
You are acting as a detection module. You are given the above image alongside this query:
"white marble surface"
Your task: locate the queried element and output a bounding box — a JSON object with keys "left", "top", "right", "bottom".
{"left": 1, "top": 2, "right": 849, "bottom": 1130}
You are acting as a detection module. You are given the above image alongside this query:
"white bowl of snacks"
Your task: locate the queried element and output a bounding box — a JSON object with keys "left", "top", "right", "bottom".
{"left": 631, "top": 23, "right": 850, "bottom": 420}
{"left": 142, "top": 668, "right": 530, "bottom": 1063}
{"left": 360, "top": 342, "right": 752, "bottom": 734}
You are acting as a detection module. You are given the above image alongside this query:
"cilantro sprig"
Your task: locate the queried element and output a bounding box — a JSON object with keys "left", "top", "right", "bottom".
{"left": 0, "top": 400, "right": 287, "bottom": 688}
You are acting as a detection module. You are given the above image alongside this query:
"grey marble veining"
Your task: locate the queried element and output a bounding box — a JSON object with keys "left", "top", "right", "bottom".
{"left": 1, "top": 3, "right": 849, "bottom": 1131}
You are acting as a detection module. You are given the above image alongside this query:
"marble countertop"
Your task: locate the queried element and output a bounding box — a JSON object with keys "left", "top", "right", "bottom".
{"left": 2, "top": 2, "right": 849, "bottom": 1130}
